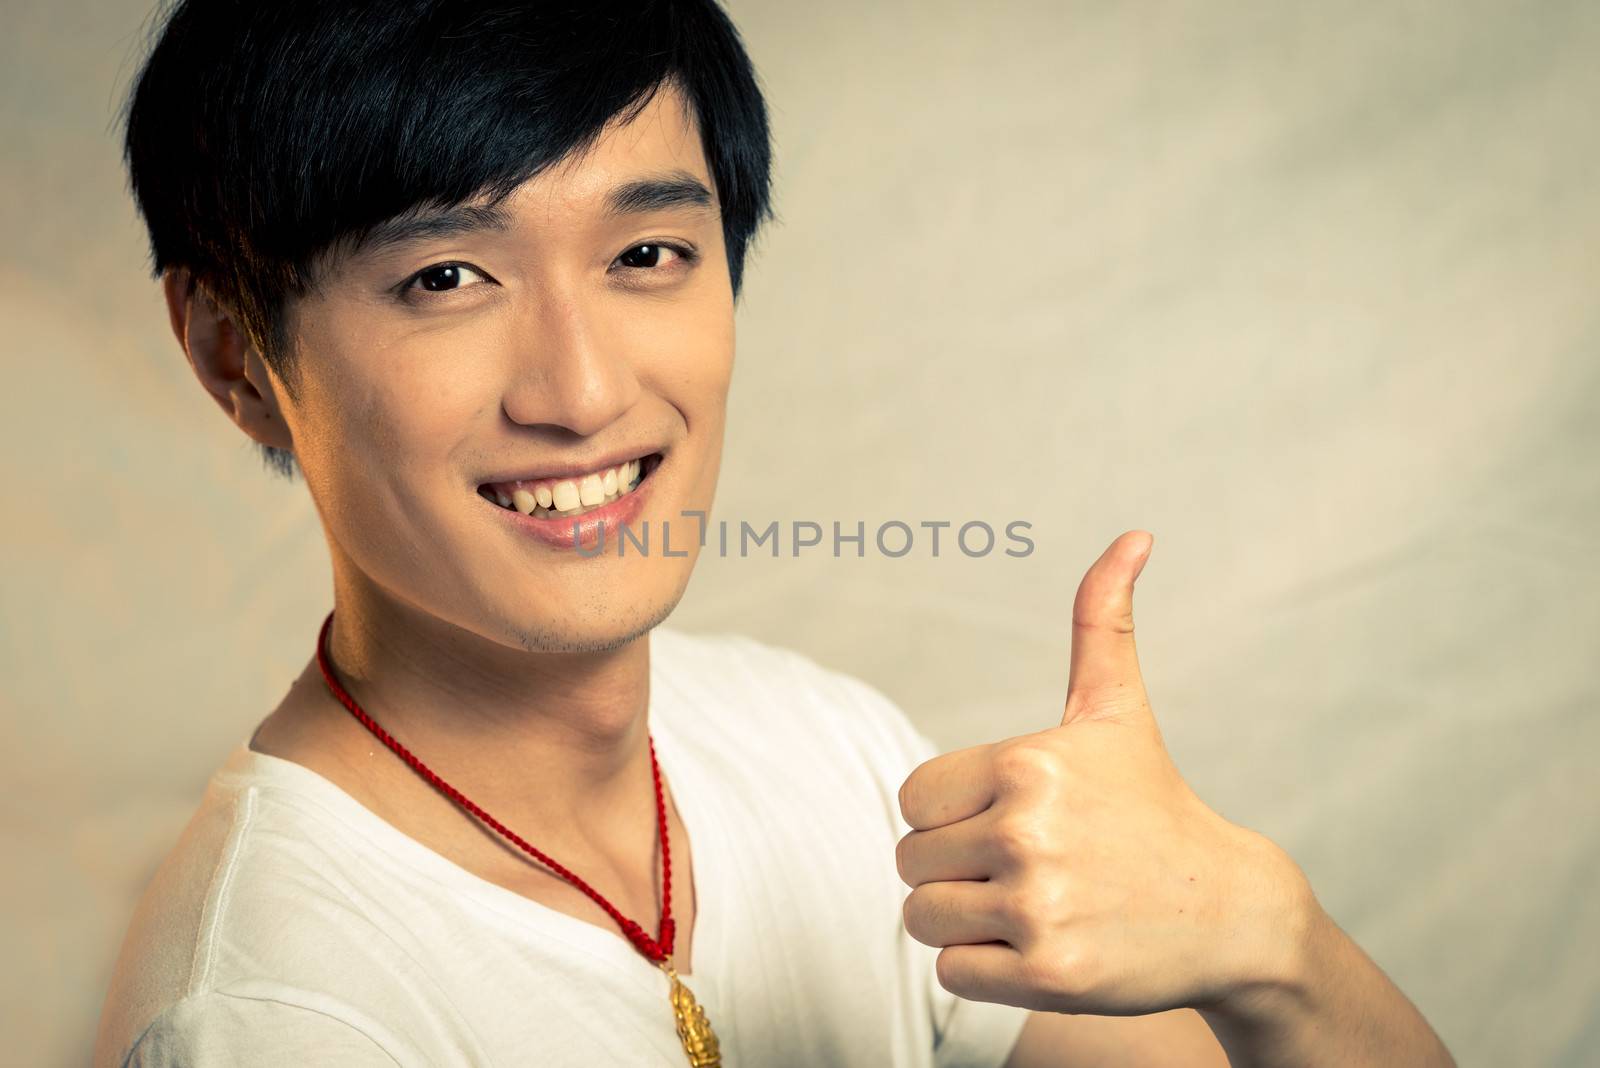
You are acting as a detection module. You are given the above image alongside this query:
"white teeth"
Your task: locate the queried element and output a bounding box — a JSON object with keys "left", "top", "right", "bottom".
{"left": 491, "top": 456, "right": 651, "bottom": 517}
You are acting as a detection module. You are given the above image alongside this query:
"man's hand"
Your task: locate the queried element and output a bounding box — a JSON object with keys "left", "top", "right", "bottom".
{"left": 896, "top": 530, "right": 1309, "bottom": 1017}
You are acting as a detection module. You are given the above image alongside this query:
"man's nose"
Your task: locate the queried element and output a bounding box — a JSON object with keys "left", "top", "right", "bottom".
{"left": 500, "top": 291, "right": 642, "bottom": 437}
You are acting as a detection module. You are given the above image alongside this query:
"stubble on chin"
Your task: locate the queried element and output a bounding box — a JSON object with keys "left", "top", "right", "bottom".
{"left": 502, "top": 578, "right": 689, "bottom": 655}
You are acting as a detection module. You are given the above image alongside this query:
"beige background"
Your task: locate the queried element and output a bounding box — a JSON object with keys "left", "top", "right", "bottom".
{"left": 3, "top": 1, "right": 1597, "bottom": 1064}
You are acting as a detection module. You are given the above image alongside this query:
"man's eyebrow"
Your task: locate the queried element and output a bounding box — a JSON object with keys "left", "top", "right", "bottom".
{"left": 603, "top": 170, "right": 716, "bottom": 219}
{"left": 353, "top": 202, "right": 512, "bottom": 258}
{"left": 349, "top": 170, "right": 716, "bottom": 259}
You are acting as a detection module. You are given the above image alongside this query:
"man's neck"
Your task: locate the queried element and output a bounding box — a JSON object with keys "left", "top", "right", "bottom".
{"left": 258, "top": 587, "right": 657, "bottom": 844}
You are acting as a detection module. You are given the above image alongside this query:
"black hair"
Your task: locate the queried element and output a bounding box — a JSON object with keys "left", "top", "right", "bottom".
{"left": 121, "top": 0, "right": 775, "bottom": 479}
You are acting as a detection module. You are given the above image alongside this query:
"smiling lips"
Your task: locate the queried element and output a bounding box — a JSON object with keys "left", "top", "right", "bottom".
{"left": 480, "top": 454, "right": 656, "bottom": 520}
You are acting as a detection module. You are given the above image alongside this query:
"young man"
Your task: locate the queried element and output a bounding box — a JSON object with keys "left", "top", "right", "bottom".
{"left": 96, "top": 2, "right": 1456, "bottom": 1065}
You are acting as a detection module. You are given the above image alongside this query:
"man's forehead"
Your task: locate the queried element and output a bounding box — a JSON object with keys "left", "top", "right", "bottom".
{"left": 348, "top": 169, "right": 717, "bottom": 262}
{"left": 331, "top": 84, "right": 719, "bottom": 265}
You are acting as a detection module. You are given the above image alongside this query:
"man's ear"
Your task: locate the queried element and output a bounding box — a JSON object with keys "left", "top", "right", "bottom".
{"left": 161, "top": 268, "right": 295, "bottom": 452}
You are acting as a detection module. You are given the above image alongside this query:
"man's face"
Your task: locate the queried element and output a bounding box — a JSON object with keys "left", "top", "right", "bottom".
{"left": 274, "top": 83, "right": 733, "bottom": 653}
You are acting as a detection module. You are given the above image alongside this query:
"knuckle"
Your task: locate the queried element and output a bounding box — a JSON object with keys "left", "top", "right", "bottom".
{"left": 1001, "top": 876, "right": 1068, "bottom": 931}
{"left": 990, "top": 812, "right": 1051, "bottom": 861}
{"left": 991, "top": 741, "right": 1062, "bottom": 793}
{"left": 1053, "top": 945, "right": 1096, "bottom": 1001}
{"left": 1018, "top": 948, "right": 1075, "bottom": 1000}
{"left": 1018, "top": 939, "right": 1095, "bottom": 1003}
{"left": 894, "top": 833, "right": 914, "bottom": 884}
{"left": 1071, "top": 600, "right": 1135, "bottom": 635}
{"left": 996, "top": 891, "right": 1032, "bottom": 933}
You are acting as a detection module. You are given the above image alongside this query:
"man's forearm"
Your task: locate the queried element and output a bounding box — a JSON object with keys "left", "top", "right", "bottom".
{"left": 1196, "top": 893, "right": 1456, "bottom": 1068}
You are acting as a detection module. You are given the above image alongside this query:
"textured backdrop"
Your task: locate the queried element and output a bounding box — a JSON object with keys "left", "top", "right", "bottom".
{"left": 2, "top": 1, "right": 1597, "bottom": 1064}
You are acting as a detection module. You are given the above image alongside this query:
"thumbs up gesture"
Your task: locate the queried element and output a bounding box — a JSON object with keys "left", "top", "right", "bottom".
{"left": 896, "top": 531, "right": 1311, "bottom": 1017}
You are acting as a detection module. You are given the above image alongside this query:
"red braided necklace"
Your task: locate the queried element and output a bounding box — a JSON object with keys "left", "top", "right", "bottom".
{"left": 312, "top": 610, "right": 722, "bottom": 1067}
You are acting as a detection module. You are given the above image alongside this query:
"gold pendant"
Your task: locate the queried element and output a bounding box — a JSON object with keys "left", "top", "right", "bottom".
{"left": 660, "top": 958, "right": 721, "bottom": 1067}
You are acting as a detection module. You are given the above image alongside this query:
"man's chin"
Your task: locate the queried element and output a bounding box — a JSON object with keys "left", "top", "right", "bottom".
{"left": 502, "top": 590, "right": 686, "bottom": 655}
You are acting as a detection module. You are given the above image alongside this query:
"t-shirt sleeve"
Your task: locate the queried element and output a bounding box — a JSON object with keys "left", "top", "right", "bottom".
{"left": 124, "top": 989, "right": 406, "bottom": 1067}
{"left": 819, "top": 664, "right": 1032, "bottom": 1068}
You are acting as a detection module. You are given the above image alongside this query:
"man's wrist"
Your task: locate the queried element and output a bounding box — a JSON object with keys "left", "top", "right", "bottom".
{"left": 1189, "top": 827, "right": 1361, "bottom": 1068}
{"left": 1200, "top": 828, "right": 1325, "bottom": 1030}
{"left": 1189, "top": 835, "right": 1456, "bottom": 1068}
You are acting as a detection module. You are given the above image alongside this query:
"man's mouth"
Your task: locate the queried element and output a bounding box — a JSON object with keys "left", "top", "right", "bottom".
{"left": 477, "top": 453, "right": 662, "bottom": 520}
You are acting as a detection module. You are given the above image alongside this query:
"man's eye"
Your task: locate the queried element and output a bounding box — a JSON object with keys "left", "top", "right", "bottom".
{"left": 406, "top": 263, "right": 491, "bottom": 294}
{"left": 614, "top": 243, "right": 695, "bottom": 271}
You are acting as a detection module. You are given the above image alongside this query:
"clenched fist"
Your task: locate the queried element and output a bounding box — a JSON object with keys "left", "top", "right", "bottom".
{"left": 896, "top": 530, "right": 1310, "bottom": 1018}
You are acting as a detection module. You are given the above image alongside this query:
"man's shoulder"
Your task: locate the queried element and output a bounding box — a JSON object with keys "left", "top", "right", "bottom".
{"left": 94, "top": 762, "right": 406, "bottom": 1065}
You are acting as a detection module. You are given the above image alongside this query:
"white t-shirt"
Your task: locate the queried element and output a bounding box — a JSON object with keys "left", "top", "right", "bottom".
{"left": 94, "top": 628, "right": 1030, "bottom": 1067}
